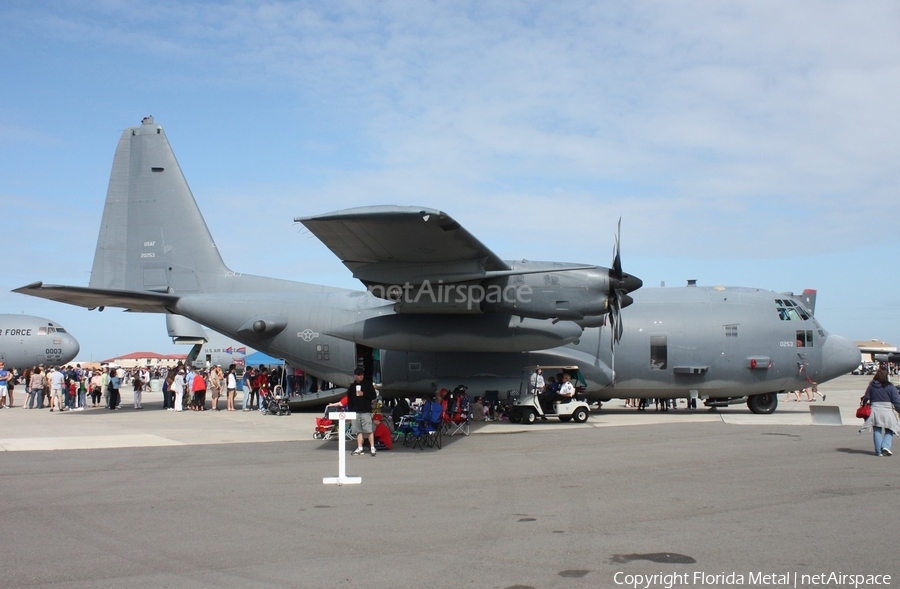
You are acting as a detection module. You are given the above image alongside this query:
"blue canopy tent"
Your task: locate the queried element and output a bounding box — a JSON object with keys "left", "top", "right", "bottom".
{"left": 243, "top": 351, "right": 285, "bottom": 367}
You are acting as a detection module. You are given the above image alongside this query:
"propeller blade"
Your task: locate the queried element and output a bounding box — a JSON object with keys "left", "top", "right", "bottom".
{"left": 612, "top": 217, "right": 623, "bottom": 279}
{"left": 604, "top": 218, "right": 640, "bottom": 379}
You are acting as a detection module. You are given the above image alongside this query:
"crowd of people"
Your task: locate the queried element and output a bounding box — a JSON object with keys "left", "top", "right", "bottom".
{"left": 0, "top": 361, "right": 319, "bottom": 413}
{"left": 4, "top": 361, "right": 898, "bottom": 461}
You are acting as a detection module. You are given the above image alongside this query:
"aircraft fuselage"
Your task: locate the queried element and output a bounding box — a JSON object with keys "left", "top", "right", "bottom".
{"left": 0, "top": 314, "right": 80, "bottom": 369}
{"left": 168, "top": 278, "right": 859, "bottom": 407}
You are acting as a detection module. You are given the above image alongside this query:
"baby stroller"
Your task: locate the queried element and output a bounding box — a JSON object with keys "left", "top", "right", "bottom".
{"left": 261, "top": 385, "right": 291, "bottom": 416}
{"left": 313, "top": 414, "right": 338, "bottom": 440}
{"left": 313, "top": 400, "right": 354, "bottom": 441}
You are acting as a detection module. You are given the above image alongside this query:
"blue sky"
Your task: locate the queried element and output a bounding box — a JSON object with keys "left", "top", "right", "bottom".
{"left": 2, "top": 1, "right": 898, "bottom": 362}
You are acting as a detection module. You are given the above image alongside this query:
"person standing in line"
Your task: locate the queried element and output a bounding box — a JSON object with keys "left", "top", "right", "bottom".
{"left": 108, "top": 368, "right": 121, "bottom": 410}
{"left": 225, "top": 365, "right": 237, "bottom": 411}
{"left": 6, "top": 368, "right": 18, "bottom": 407}
{"left": 62, "top": 366, "right": 75, "bottom": 410}
{"left": 99, "top": 367, "right": 110, "bottom": 407}
{"left": 185, "top": 367, "right": 196, "bottom": 410}
{"left": 131, "top": 370, "right": 142, "bottom": 409}
{"left": 295, "top": 368, "right": 306, "bottom": 397}
{"left": 162, "top": 368, "right": 176, "bottom": 410}
{"left": 241, "top": 367, "right": 253, "bottom": 411}
{"left": 134, "top": 367, "right": 149, "bottom": 409}
{"left": 76, "top": 372, "right": 87, "bottom": 411}
{"left": 253, "top": 367, "right": 269, "bottom": 411}
{"left": 48, "top": 366, "right": 66, "bottom": 412}
{"left": 348, "top": 368, "right": 378, "bottom": 457}
{"left": 90, "top": 371, "right": 102, "bottom": 407}
{"left": 27, "top": 367, "right": 45, "bottom": 409}
{"left": 40, "top": 366, "right": 50, "bottom": 409}
{"left": 192, "top": 369, "right": 207, "bottom": 411}
{"left": 215, "top": 365, "right": 226, "bottom": 409}
{"left": 283, "top": 364, "right": 294, "bottom": 397}
{"left": 860, "top": 367, "right": 900, "bottom": 457}
{"left": 209, "top": 365, "right": 223, "bottom": 411}
{"left": 21, "top": 367, "right": 32, "bottom": 408}
{"left": 0, "top": 362, "right": 11, "bottom": 409}
{"left": 73, "top": 365, "right": 83, "bottom": 409}
{"left": 171, "top": 369, "right": 185, "bottom": 412}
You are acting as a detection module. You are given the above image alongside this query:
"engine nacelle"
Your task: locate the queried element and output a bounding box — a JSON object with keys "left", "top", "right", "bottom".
{"left": 326, "top": 313, "right": 583, "bottom": 352}
{"left": 481, "top": 265, "right": 613, "bottom": 320}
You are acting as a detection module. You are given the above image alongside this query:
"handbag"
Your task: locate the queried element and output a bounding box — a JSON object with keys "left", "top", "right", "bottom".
{"left": 856, "top": 404, "right": 871, "bottom": 419}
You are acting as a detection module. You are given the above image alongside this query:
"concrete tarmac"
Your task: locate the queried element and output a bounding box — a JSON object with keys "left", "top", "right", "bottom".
{"left": 0, "top": 375, "right": 896, "bottom": 588}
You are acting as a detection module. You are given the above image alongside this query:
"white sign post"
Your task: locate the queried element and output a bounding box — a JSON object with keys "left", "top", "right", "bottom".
{"left": 323, "top": 411, "right": 362, "bottom": 485}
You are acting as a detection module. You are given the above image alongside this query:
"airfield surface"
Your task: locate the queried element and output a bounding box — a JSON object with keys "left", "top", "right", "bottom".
{"left": 0, "top": 374, "right": 896, "bottom": 588}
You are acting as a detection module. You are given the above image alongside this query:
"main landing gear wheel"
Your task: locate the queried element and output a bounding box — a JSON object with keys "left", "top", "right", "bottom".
{"left": 747, "top": 392, "right": 778, "bottom": 414}
{"left": 572, "top": 407, "right": 589, "bottom": 423}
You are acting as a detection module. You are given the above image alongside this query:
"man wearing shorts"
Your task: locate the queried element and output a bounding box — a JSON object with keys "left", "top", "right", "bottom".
{"left": 48, "top": 366, "right": 66, "bottom": 412}
{"left": 348, "top": 368, "right": 377, "bottom": 456}
{"left": 0, "top": 362, "right": 10, "bottom": 408}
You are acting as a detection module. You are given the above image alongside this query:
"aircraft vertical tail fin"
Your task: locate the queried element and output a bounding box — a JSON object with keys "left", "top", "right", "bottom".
{"left": 89, "top": 116, "right": 228, "bottom": 294}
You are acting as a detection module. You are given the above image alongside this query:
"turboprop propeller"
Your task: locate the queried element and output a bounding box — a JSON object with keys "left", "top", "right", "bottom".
{"left": 607, "top": 218, "right": 641, "bottom": 352}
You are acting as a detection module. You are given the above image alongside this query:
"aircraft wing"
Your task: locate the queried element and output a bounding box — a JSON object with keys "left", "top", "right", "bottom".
{"left": 296, "top": 206, "right": 511, "bottom": 285}
{"left": 12, "top": 282, "right": 178, "bottom": 313}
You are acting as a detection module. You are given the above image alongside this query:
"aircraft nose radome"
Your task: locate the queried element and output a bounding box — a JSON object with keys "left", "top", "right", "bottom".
{"left": 821, "top": 334, "right": 860, "bottom": 381}
{"left": 65, "top": 337, "right": 80, "bottom": 360}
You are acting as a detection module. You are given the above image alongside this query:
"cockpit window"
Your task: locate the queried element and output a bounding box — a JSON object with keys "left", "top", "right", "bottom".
{"left": 37, "top": 327, "right": 47, "bottom": 335}
{"left": 796, "top": 330, "right": 814, "bottom": 347}
{"left": 55, "top": 327, "right": 66, "bottom": 333}
{"left": 775, "top": 299, "right": 810, "bottom": 321}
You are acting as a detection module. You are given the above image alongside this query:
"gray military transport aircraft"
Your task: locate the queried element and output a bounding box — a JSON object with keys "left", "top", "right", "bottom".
{"left": 14, "top": 117, "right": 861, "bottom": 414}
{"left": 0, "top": 314, "right": 80, "bottom": 369}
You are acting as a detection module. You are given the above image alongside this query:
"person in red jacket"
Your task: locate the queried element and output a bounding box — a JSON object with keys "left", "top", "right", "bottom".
{"left": 253, "top": 368, "right": 269, "bottom": 411}
{"left": 191, "top": 369, "right": 207, "bottom": 411}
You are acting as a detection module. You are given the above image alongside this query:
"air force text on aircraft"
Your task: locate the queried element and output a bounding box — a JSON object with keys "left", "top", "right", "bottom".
{"left": 369, "top": 280, "right": 534, "bottom": 310}
{"left": 3, "top": 328, "right": 34, "bottom": 336}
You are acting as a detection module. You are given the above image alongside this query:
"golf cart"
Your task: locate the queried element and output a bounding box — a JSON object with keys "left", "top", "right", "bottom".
{"left": 509, "top": 365, "right": 591, "bottom": 424}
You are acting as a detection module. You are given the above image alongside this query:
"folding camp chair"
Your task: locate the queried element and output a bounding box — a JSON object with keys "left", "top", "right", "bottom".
{"left": 446, "top": 407, "right": 470, "bottom": 436}
{"left": 422, "top": 399, "right": 443, "bottom": 449}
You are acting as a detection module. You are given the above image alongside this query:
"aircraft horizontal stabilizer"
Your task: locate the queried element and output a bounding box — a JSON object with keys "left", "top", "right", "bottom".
{"left": 12, "top": 282, "right": 178, "bottom": 313}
